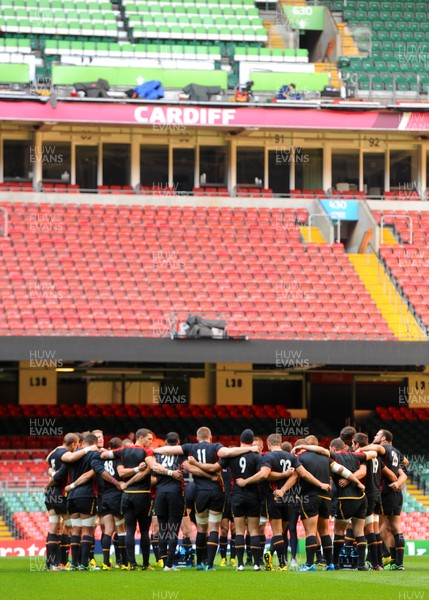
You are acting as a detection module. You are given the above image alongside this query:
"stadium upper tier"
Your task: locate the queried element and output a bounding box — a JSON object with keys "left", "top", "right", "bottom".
{"left": 325, "top": 0, "right": 429, "bottom": 93}
{"left": 0, "top": 202, "right": 396, "bottom": 339}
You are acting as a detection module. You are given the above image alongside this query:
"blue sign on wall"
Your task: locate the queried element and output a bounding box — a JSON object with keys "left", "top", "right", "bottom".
{"left": 320, "top": 200, "right": 359, "bottom": 220}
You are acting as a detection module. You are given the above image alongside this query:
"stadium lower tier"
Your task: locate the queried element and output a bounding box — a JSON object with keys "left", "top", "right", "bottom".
{"left": 2, "top": 499, "right": 428, "bottom": 542}
{"left": 0, "top": 202, "right": 396, "bottom": 339}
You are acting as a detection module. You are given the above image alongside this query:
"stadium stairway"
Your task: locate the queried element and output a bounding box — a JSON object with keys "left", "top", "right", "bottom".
{"left": 314, "top": 62, "right": 341, "bottom": 88}
{"left": 348, "top": 254, "right": 426, "bottom": 341}
{"left": 299, "top": 225, "right": 326, "bottom": 244}
{"left": 406, "top": 484, "right": 429, "bottom": 511}
{"left": 380, "top": 227, "right": 398, "bottom": 246}
{"left": 337, "top": 21, "right": 360, "bottom": 57}
{"left": 0, "top": 516, "right": 13, "bottom": 540}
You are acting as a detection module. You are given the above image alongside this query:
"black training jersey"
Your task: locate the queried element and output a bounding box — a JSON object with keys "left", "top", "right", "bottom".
{"left": 220, "top": 452, "right": 261, "bottom": 495}
{"left": 260, "top": 450, "right": 301, "bottom": 492}
{"left": 62, "top": 451, "right": 106, "bottom": 499}
{"left": 47, "top": 447, "right": 68, "bottom": 494}
{"left": 381, "top": 444, "right": 403, "bottom": 494}
{"left": 365, "top": 455, "right": 382, "bottom": 496}
{"left": 296, "top": 450, "right": 331, "bottom": 498}
{"left": 330, "top": 451, "right": 366, "bottom": 499}
{"left": 222, "top": 464, "right": 232, "bottom": 496}
{"left": 112, "top": 445, "right": 154, "bottom": 492}
{"left": 155, "top": 453, "right": 184, "bottom": 493}
{"left": 102, "top": 456, "right": 121, "bottom": 494}
{"left": 181, "top": 442, "right": 224, "bottom": 492}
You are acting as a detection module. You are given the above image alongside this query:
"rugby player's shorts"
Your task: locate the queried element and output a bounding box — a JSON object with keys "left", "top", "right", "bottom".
{"left": 121, "top": 492, "right": 152, "bottom": 517}
{"left": 336, "top": 496, "right": 368, "bottom": 521}
{"left": 299, "top": 494, "right": 331, "bottom": 520}
{"left": 194, "top": 488, "right": 225, "bottom": 514}
{"left": 231, "top": 491, "right": 261, "bottom": 519}
{"left": 366, "top": 493, "right": 381, "bottom": 517}
{"left": 381, "top": 491, "right": 403, "bottom": 517}
{"left": 184, "top": 481, "right": 196, "bottom": 511}
{"left": 266, "top": 495, "right": 290, "bottom": 521}
{"left": 45, "top": 491, "right": 68, "bottom": 515}
{"left": 222, "top": 500, "right": 233, "bottom": 521}
{"left": 155, "top": 491, "right": 185, "bottom": 519}
{"left": 99, "top": 491, "right": 123, "bottom": 517}
{"left": 67, "top": 496, "right": 97, "bottom": 516}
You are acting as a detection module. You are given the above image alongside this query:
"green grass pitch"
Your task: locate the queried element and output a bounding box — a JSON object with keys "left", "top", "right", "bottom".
{"left": 1, "top": 556, "right": 428, "bottom": 600}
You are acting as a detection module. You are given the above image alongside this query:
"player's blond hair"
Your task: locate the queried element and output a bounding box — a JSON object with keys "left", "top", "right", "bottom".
{"left": 196, "top": 426, "right": 211, "bottom": 440}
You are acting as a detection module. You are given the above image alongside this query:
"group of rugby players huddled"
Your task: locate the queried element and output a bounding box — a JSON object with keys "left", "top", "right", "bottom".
{"left": 44, "top": 425, "right": 408, "bottom": 572}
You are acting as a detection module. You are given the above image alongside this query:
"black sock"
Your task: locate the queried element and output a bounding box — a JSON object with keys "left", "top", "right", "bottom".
{"left": 46, "top": 533, "right": 59, "bottom": 568}
{"left": 81, "top": 535, "right": 93, "bottom": 568}
{"left": 151, "top": 534, "right": 160, "bottom": 562}
{"left": 345, "top": 527, "right": 355, "bottom": 547}
{"left": 206, "top": 531, "right": 219, "bottom": 568}
{"left": 356, "top": 535, "right": 366, "bottom": 568}
{"left": 272, "top": 534, "right": 286, "bottom": 568}
{"left": 89, "top": 543, "right": 95, "bottom": 561}
{"left": 219, "top": 535, "right": 228, "bottom": 559}
{"left": 365, "top": 533, "right": 377, "bottom": 567}
{"left": 235, "top": 534, "right": 245, "bottom": 567}
{"left": 381, "top": 539, "right": 390, "bottom": 558}
{"left": 260, "top": 534, "right": 266, "bottom": 560}
{"left": 389, "top": 546, "right": 397, "bottom": 564}
{"left": 246, "top": 533, "right": 252, "bottom": 561}
{"left": 394, "top": 533, "right": 404, "bottom": 567}
{"left": 315, "top": 544, "right": 323, "bottom": 562}
{"left": 113, "top": 532, "right": 121, "bottom": 565}
{"left": 321, "top": 535, "right": 333, "bottom": 566}
{"left": 60, "top": 534, "right": 70, "bottom": 566}
{"left": 183, "top": 536, "right": 192, "bottom": 555}
{"left": 196, "top": 531, "right": 206, "bottom": 565}
{"left": 101, "top": 533, "right": 112, "bottom": 566}
{"left": 333, "top": 535, "right": 345, "bottom": 566}
{"left": 250, "top": 535, "right": 262, "bottom": 566}
{"left": 70, "top": 535, "right": 81, "bottom": 567}
{"left": 230, "top": 532, "right": 236, "bottom": 560}
{"left": 375, "top": 533, "right": 383, "bottom": 566}
{"left": 118, "top": 533, "right": 128, "bottom": 566}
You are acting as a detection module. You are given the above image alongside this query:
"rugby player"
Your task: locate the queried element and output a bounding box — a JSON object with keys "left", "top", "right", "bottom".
{"left": 44, "top": 432, "right": 79, "bottom": 570}
{"left": 152, "top": 431, "right": 185, "bottom": 571}
{"left": 54, "top": 433, "right": 123, "bottom": 570}
{"left": 237, "top": 433, "right": 331, "bottom": 571}
{"left": 362, "top": 429, "right": 408, "bottom": 570}
{"left": 291, "top": 439, "right": 365, "bottom": 571}
{"left": 155, "top": 426, "right": 259, "bottom": 571}
{"left": 101, "top": 428, "right": 158, "bottom": 570}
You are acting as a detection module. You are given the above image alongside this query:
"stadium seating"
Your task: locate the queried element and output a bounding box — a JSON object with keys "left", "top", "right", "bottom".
{"left": 3, "top": 493, "right": 428, "bottom": 541}
{"left": 122, "top": 0, "right": 267, "bottom": 43}
{"left": 0, "top": 202, "right": 397, "bottom": 339}
{"left": 372, "top": 209, "right": 429, "bottom": 333}
{"left": 0, "top": 0, "right": 119, "bottom": 38}
{"left": 329, "top": 0, "right": 429, "bottom": 92}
